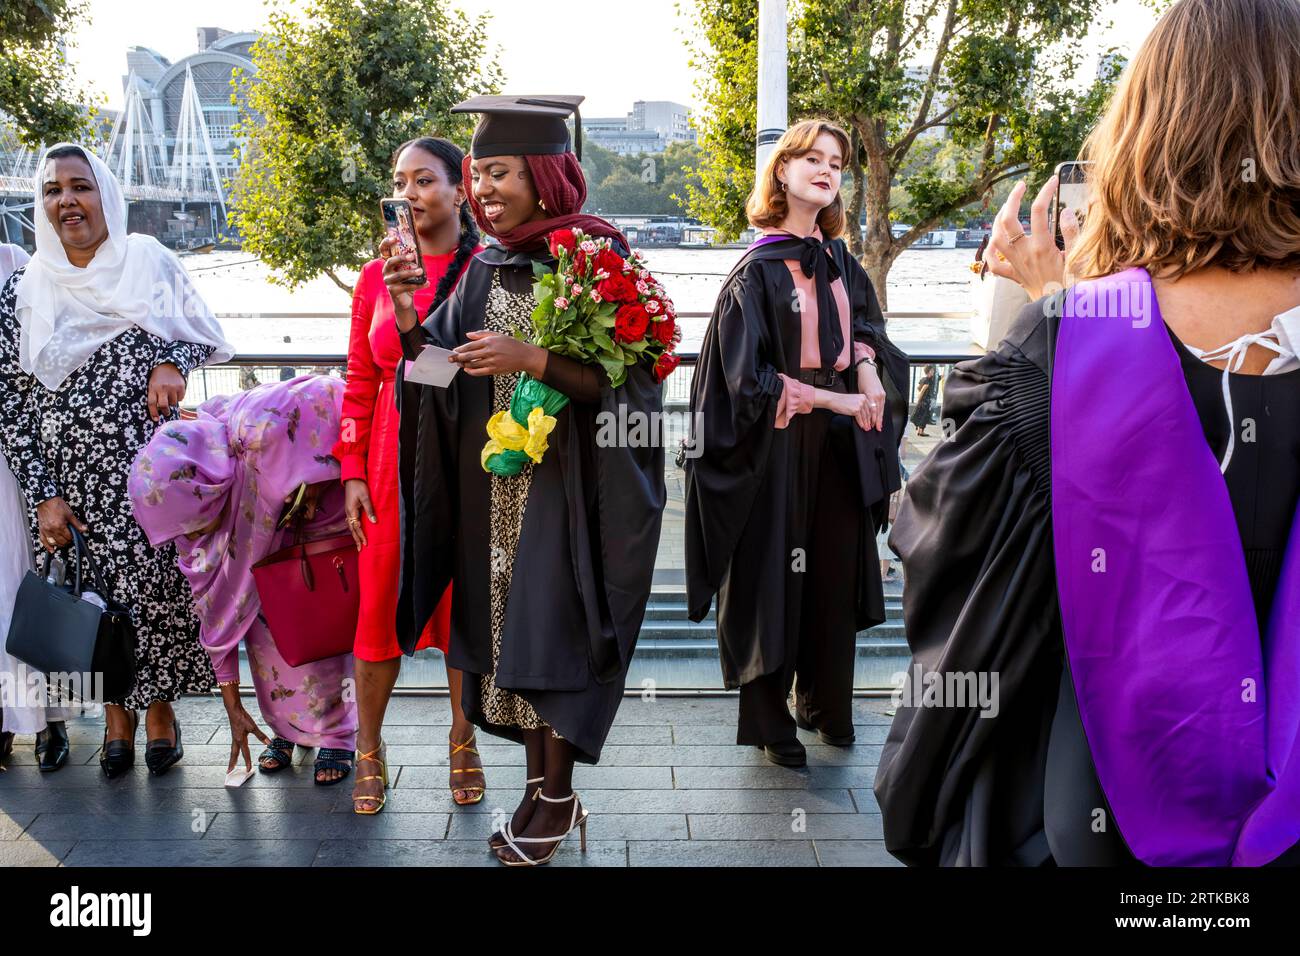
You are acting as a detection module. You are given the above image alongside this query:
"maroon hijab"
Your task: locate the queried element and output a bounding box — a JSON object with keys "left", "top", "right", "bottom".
{"left": 461, "top": 152, "right": 628, "bottom": 253}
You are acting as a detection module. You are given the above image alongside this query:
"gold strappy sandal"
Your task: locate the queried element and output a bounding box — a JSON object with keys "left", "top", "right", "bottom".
{"left": 352, "top": 741, "right": 388, "bottom": 815}
{"left": 448, "top": 734, "right": 486, "bottom": 806}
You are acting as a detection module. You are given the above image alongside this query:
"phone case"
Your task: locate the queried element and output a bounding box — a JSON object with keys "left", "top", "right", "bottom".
{"left": 381, "top": 200, "right": 427, "bottom": 286}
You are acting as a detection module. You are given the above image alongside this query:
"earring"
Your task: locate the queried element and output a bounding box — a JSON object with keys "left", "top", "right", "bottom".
{"left": 538, "top": 199, "right": 548, "bottom": 212}
{"left": 780, "top": 181, "right": 787, "bottom": 192}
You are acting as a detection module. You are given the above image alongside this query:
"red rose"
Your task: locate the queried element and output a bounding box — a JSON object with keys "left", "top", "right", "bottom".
{"left": 548, "top": 229, "right": 577, "bottom": 257}
{"left": 654, "top": 351, "right": 680, "bottom": 382}
{"left": 594, "top": 248, "right": 626, "bottom": 277}
{"left": 614, "top": 303, "right": 650, "bottom": 343}
{"left": 573, "top": 249, "right": 588, "bottom": 276}
{"left": 652, "top": 317, "right": 676, "bottom": 346}
{"left": 597, "top": 273, "right": 639, "bottom": 304}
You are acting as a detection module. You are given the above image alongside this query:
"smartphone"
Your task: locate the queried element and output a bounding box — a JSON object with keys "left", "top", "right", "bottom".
{"left": 1052, "top": 161, "right": 1092, "bottom": 250}
{"left": 380, "top": 198, "right": 427, "bottom": 286}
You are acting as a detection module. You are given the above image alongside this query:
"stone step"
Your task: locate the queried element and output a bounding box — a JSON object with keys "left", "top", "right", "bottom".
{"left": 626, "top": 638, "right": 911, "bottom": 691}
{"left": 635, "top": 619, "right": 906, "bottom": 643}
{"left": 642, "top": 600, "right": 904, "bottom": 623}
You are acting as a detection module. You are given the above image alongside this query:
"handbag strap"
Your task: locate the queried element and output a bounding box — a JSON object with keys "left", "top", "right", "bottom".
{"left": 67, "top": 525, "right": 110, "bottom": 600}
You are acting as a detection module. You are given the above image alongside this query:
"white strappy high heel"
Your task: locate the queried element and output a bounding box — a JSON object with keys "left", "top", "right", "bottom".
{"left": 487, "top": 776, "right": 544, "bottom": 850}
{"left": 494, "top": 788, "right": 589, "bottom": 866}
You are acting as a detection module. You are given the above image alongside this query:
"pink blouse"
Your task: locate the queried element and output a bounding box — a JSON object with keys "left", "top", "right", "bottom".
{"left": 761, "top": 226, "right": 876, "bottom": 428}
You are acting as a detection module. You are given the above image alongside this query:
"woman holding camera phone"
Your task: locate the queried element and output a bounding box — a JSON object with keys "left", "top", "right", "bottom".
{"left": 334, "top": 137, "right": 484, "bottom": 813}
{"left": 392, "top": 95, "right": 667, "bottom": 866}
{"left": 876, "top": 0, "right": 1300, "bottom": 866}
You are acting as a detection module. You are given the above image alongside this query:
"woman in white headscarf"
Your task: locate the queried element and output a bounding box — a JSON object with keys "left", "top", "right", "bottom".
{"left": 0, "top": 241, "right": 73, "bottom": 771}
{"left": 0, "top": 143, "right": 233, "bottom": 778}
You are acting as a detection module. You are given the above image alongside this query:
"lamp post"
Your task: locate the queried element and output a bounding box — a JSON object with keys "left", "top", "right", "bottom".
{"left": 755, "top": 0, "right": 788, "bottom": 183}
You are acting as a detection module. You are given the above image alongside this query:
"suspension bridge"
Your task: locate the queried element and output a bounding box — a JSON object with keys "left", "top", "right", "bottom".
{"left": 1, "top": 63, "right": 229, "bottom": 246}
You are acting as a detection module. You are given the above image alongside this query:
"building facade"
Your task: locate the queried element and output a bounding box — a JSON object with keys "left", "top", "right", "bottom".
{"left": 122, "top": 27, "right": 258, "bottom": 186}
{"left": 585, "top": 100, "right": 696, "bottom": 156}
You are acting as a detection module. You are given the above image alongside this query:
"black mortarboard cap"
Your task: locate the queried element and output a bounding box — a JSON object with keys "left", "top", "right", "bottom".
{"left": 452, "top": 94, "right": 585, "bottom": 162}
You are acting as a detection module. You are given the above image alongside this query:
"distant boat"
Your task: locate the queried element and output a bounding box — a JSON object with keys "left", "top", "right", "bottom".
{"left": 174, "top": 237, "right": 216, "bottom": 255}
{"left": 912, "top": 230, "right": 958, "bottom": 250}
{"left": 886, "top": 224, "right": 960, "bottom": 249}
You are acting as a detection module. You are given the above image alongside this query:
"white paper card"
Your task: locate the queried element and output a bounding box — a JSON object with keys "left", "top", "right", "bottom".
{"left": 224, "top": 765, "right": 256, "bottom": 788}
{"left": 404, "top": 345, "right": 461, "bottom": 388}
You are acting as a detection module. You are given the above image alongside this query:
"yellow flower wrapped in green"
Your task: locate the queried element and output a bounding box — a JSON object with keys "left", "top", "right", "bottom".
{"left": 523, "top": 407, "right": 556, "bottom": 462}
{"left": 480, "top": 374, "right": 567, "bottom": 475}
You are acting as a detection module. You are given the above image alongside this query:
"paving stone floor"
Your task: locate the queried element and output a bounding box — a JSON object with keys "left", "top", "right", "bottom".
{"left": 0, "top": 694, "right": 901, "bottom": 867}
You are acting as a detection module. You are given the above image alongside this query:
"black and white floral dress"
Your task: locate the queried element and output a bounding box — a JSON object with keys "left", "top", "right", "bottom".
{"left": 0, "top": 269, "right": 215, "bottom": 707}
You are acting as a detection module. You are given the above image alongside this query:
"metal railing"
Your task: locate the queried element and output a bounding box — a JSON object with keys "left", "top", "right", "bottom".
{"left": 193, "top": 309, "right": 984, "bottom": 407}
{"left": 201, "top": 312, "right": 979, "bottom": 691}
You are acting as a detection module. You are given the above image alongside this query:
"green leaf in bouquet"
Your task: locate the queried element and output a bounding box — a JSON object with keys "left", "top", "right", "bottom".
{"left": 599, "top": 356, "right": 626, "bottom": 385}
{"left": 627, "top": 339, "right": 647, "bottom": 353}
{"left": 593, "top": 332, "right": 614, "bottom": 352}
{"left": 531, "top": 260, "right": 550, "bottom": 280}
{"left": 623, "top": 351, "right": 639, "bottom": 365}
{"left": 530, "top": 301, "right": 551, "bottom": 331}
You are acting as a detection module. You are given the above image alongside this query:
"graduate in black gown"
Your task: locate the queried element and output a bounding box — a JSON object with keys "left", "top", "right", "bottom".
{"left": 684, "top": 120, "right": 908, "bottom": 766}
{"left": 875, "top": 0, "right": 1300, "bottom": 867}
{"left": 391, "top": 96, "right": 666, "bottom": 865}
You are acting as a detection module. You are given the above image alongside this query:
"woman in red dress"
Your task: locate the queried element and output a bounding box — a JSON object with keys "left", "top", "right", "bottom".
{"left": 333, "top": 137, "right": 484, "bottom": 813}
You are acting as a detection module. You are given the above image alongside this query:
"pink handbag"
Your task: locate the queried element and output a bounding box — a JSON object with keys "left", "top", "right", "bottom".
{"left": 251, "top": 534, "right": 359, "bottom": 666}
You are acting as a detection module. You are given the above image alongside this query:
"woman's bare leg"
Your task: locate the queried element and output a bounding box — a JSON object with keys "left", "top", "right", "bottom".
{"left": 352, "top": 656, "right": 400, "bottom": 810}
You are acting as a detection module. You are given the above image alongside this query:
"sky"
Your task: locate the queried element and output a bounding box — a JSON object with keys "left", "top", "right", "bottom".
{"left": 67, "top": 0, "right": 1160, "bottom": 117}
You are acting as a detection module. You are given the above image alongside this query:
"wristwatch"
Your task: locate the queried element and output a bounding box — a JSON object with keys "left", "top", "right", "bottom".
{"left": 854, "top": 355, "right": 877, "bottom": 371}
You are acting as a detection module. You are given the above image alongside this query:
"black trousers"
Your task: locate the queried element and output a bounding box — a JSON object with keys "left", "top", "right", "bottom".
{"left": 737, "top": 395, "right": 861, "bottom": 746}
{"left": 1043, "top": 665, "right": 1137, "bottom": 866}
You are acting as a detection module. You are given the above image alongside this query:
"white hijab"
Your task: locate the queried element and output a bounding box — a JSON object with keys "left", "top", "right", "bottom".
{"left": 0, "top": 243, "right": 29, "bottom": 289}
{"left": 15, "top": 143, "right": 234, "bottom": 390}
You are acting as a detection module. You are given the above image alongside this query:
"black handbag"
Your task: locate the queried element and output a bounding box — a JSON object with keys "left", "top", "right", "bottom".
{"left": 5, "top": 526, "right": 136, "bottom": 703}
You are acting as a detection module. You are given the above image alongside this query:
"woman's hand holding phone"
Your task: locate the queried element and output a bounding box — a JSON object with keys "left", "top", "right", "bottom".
{"left": 380, "top": 234, "right": 424, "bottom": 331}
{"left": 983, "top": 176, "right": 1081, "bottom": 300}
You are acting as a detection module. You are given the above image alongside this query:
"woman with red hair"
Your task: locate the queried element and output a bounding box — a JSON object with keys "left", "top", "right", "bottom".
{"left": 390, "top": 96, "right": 666, "bottom": 865}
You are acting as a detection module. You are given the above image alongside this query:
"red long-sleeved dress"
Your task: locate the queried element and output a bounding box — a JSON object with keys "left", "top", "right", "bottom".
{"left": 333, "top": 250, "right": 477, "bottom": 661}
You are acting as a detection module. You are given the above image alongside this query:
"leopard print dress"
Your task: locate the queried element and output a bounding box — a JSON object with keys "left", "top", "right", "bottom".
{"left": 479, "top": 270, "right": 547, "bottom": 731}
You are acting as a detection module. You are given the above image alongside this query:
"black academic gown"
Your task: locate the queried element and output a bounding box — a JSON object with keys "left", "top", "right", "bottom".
{"left": 395, "top": 243, "right": 666, "bottom": 764}
{"left": 873, "top": 297, "right": 1300, "bottom": 866}
{"left": 683, "top": 237, "right": 909, "bottom": 688}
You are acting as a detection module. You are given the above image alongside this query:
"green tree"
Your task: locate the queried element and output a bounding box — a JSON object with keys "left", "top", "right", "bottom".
{"left": 580, "top": 140, "right": 621, "bottom": 192}
{"left": 581, "top": 140, "right": 703, "bottom": 216}
{"left": 685, "top": 0, "right": 1130, "bottom": 306}
{"left": 0, "top": 0, "right": 98, "bottom": 145}
{"left": 229, "top": 0, "right": 502, "bottom": 295}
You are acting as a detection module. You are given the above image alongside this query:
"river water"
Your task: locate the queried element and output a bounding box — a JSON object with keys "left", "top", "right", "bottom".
{"left": 193, "top": 246, "right": 981, "bottom": 357}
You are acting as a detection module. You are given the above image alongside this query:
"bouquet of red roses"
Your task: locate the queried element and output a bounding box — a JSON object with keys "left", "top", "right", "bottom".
{"left": 481, "top": 227, "right": 681, "bottom": 476}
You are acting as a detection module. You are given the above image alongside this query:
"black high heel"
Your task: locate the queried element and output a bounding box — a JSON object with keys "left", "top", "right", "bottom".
{"left": 100, "top": 710, "right": 139, "bottom": 779}
{"left": 35, "top": 720, "right": 70, "bottom": 772}
{"left": 145, "top": 716, "right": 183, "bottom": 776}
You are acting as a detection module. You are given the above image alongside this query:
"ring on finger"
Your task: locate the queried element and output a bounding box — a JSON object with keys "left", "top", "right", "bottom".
{"left": 1008, "top": 231, "right": 1026, "bottom": 246}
